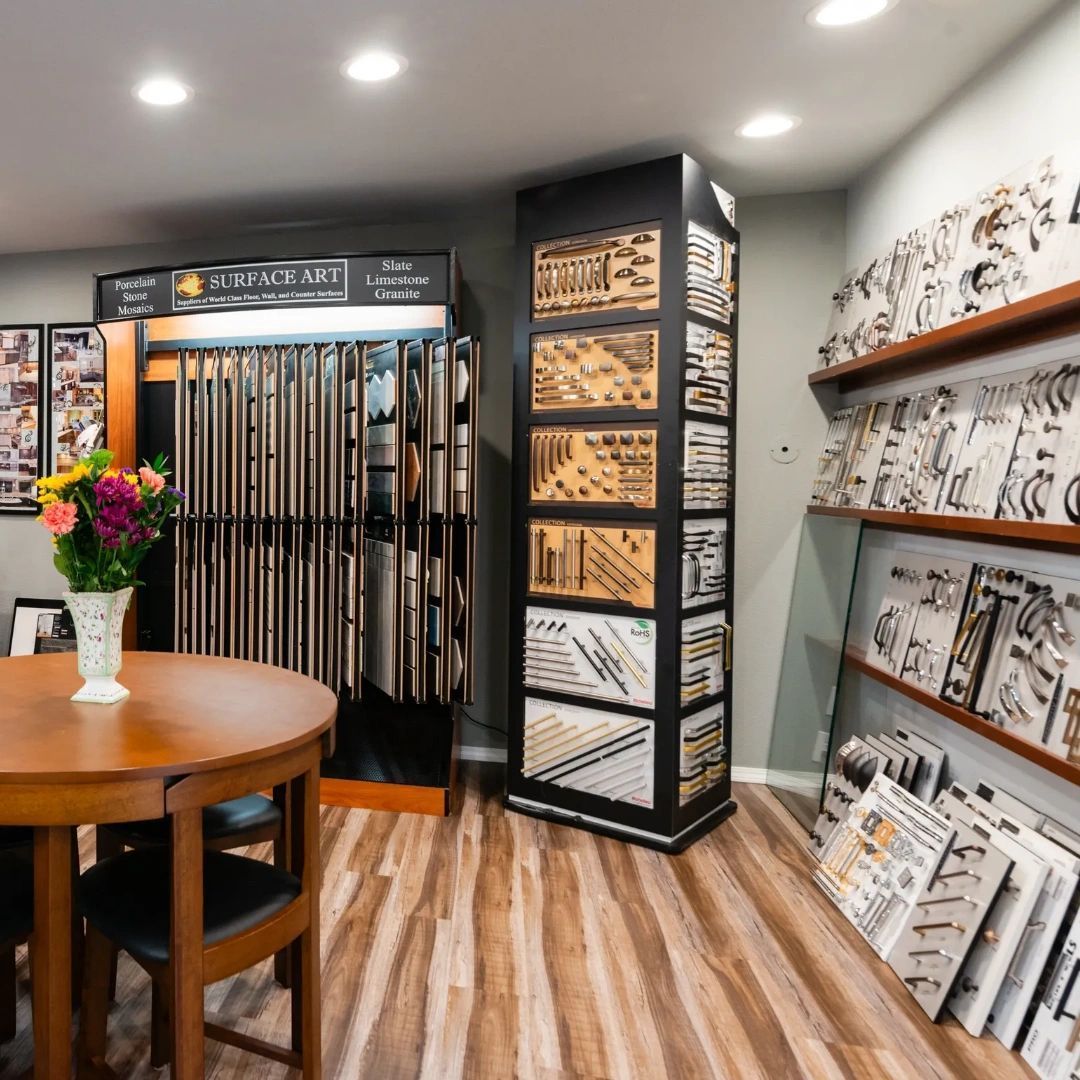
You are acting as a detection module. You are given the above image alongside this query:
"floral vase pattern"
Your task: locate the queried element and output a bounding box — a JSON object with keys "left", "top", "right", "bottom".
{"left": 63, "top": 588, "right": 133, "bottom": 704}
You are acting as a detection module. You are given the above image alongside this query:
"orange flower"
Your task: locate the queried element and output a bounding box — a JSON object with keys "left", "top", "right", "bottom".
{"left": 138, "top": 466, "right": 166, "bottom": 494}
{"left": 41, "top": 501, "right": 78, "bottom": 536}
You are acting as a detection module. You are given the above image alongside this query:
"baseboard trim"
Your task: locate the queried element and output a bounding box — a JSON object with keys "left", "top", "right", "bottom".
{"left": 731, "top": 767, "right": 769, "bottom": 785}
{"left": 459, "top": 745, "right": 508, "bottom": 764}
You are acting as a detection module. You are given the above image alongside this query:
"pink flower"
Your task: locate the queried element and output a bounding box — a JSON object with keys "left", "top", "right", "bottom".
{"left": 41, "top": 501, "right": 78, "bottom": 536}
{"left": 139, "top": 466, "right": 166, "bottom": 494}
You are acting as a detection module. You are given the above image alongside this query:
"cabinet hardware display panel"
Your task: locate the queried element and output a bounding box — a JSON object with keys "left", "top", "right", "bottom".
{"left": 526, "top": 520, "right": 655, "bottom": 607}
{"left": 524, "top": 606, "right": 656, "bottom": 709}
{"left": 509, "top": 156, "right": 739, "bottom": 849}
{"left": 530, "top": 324, "right": 659, "bottom": 411}
{"left": 810, "top": 356, "right": 1080, "bottom": 524}
{"left": 856, "top": 547, "right": 1080, "bottom": 765}
{"left": 523, "top": 696, "right": 655, "bottom": 808}
{"left": 532, "top": 223, "right": 662, "bottom": 319}
{"left": 817, "top": 148, "right": 1080, "bottom": 368}
{"left": 528, "top": 424, "right": 658, "bottom": 508}
{"left": 808, "top": 729, "right": 1080, "bottom": 1071}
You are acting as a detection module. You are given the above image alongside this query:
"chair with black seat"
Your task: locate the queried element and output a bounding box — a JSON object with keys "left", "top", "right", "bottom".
{"left": 0, "top": 837, "right": 34, "bottom": 1044}
{"left": 96, "top": 789, "right": 290, "bottom": 991}
{"left": 77, "top": 767, "right": 320, "bottom": 1077}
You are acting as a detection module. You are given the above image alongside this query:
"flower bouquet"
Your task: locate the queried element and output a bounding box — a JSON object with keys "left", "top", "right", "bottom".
{"left": 36, "top": 449, "right": 184, "bottom": 703}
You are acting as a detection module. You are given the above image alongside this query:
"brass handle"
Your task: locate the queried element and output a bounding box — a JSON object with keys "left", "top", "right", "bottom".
{"left": 722, "top": 621, "right": 733, "bottom": 671}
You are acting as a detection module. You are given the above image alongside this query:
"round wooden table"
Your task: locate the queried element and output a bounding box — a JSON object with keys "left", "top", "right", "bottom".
{"left": 0, "top": 652, "right": 337, "bottom": 1078}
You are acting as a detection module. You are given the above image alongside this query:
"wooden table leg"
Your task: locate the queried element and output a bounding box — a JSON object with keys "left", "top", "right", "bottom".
{"left": 290, "top": 766, "right": 321, "bottom": 1077}
{"left": 33, "top": 825, "right": 72, "bottom": 1079}
{"left": 170, "top": 808, "right": 204, "bottom": 1079}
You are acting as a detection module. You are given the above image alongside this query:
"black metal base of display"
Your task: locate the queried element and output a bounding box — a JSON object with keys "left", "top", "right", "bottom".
{"left": 322, "top": 688, "right": 454, "bottom": 789}
{"left": 504, "top": 794, "right": 737, "bottom": 853}
{"left": 318, "top": 686, "right": 458, "bottom": 815}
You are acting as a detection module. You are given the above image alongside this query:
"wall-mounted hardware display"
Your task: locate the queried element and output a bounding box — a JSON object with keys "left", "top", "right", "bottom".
{"left": 681, "top": 518, "right": 727, "bottom": 608}
{"left": 816, "top": 149, "right": 1080, "bottom": 368}
{"left": 679, "top": 703, "right": 726, "bottom": 805}
{"left": 0, "top": 325, "right": 43, "bottom": 513}
{"left": 510, "top": 156, "right": 739, "bottom": 850}
{"left": 811, "top": 400, "right": 889, "bottom": 509}
{"left": 870, "top": 383, "right": 979, "bottom": 514}
{"left": 532, "top": 223, "right": 661, "bottom": 319}
{"left": 683, "top": 420, "right": 729, "bottom": 510}
{"left": 996, "top": 362, "right": 1080, "bottom": 524}
{"left": 526, "top": 520, "right": 655, "bottom": 607}
{"left": 684, "top": 321, "right": 731, "bottom": 417}
{"left": 866, "top": 554, "right": 973, "bottom": 694}
{"left": 522, "top": 696, "right": 654, "bottom": 808}
{"left": 530, "top": 325, "right": 659, "bottom": 411}
{"left": 170, "top": 337, "right": 478, "bottom": 707}
{"left": 46, "top": 324, "right": 106, "bottom": 477}
{"left": 529, "top": 425, "right": 657, "bottom": 508}
{"left": 686, "top": 220, "right": 735, "bottom": 325}
{"left": 810, "top": 355, "right": 1080, "bottom": 525}
{"left": 524, "top": 606, "right": 656, "bottom": 709}
{"left": 887, "top": 807, "right": 1013, "bottom": 1022}
{"left": 854, "top": 550, "right": 1080, "bottom": 766}
{"left": 680, "top": 610, "right": 729, "bottom": 707}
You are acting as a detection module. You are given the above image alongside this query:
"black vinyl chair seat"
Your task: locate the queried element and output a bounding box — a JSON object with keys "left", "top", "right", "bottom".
{"left": 0, "top": 851, "right": 33, "bottom": 945}
{"left": 78, "top": 849, "right": 301, "bottom": 967}
{"left": 0, "top": 827, "right": 32, "bottom": 852}
{"left": 105, "top": 794, "right": 281, "bottom": 847}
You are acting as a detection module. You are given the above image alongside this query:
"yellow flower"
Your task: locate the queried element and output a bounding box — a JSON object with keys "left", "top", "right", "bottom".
{"left": 123, "top": 472, "right": 139, "bottom": 486}
{"left": 37, "top": 492, "right": 59, "bottom": 505}
{"left": 104, "top": 468, "right": 119, "bottom": 479}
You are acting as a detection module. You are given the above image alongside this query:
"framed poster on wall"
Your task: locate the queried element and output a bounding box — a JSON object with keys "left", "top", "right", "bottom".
{"left": 0, "top": 324, "right": 44, "bottom": 513}
{"left": 47, "top": 323, "right": 106, "bottom": 476}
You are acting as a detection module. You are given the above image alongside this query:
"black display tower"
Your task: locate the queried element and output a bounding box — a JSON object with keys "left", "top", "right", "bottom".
{"left": 505, "top": 155, "right": 739, "bottom": 850}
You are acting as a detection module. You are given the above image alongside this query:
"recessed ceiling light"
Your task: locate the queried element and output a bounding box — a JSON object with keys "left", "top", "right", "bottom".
{"left": 736, "top": 113, "right": 801, "bottom": 139}
{"left": 133, "top": 77, "right": 191, "bottom": 106}
{"left": 341, "top": 51, "right": 407, "bottom": 83}
{"left": 807, "top": 0, "right": 896, "bottom": 27}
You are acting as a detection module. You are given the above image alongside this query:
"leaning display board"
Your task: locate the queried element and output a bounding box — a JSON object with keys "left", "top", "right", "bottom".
{"left": 506, "top": 155, "right": 739, "bottom": 850}
{"left": 93, "top": 250, "right": 476, "bottom": 815}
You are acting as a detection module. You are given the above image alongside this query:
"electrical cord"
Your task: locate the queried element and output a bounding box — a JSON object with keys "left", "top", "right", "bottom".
{"left": 459, "top": 709, "right": 508, "bottom": 738}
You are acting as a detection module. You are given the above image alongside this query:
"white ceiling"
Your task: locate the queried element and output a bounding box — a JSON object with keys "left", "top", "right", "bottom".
{"left": 0, "top": 0, "right": 1062, "bottom": 254}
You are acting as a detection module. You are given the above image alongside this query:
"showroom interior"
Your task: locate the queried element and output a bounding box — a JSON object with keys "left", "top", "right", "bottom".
{"left": 0, "top": 0, "right": 1078, "bottom": 1077}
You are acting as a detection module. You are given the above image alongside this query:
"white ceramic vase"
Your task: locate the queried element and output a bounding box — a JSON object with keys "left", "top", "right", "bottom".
{"left": 63, "top": 588, "right": 134, "bottom": 704}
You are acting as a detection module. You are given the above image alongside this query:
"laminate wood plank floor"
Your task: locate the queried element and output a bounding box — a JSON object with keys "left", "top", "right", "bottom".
{"left": 0, "top": 765, "right": 1035, "bottom": 1078}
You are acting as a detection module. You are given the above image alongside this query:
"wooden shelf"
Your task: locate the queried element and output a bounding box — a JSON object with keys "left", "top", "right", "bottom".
{"left": 808, "top": 281, "right": 1080, "bottom": 391}
{"left": 844, "top": 646, "right": 1079, "bottom": 786}
{"left": 806, "top": 504, "right": 1080, "bottom": 551}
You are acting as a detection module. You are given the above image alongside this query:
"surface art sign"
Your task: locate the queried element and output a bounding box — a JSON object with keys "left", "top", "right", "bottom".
{"left": 96, "top": 254, "right": 450, "bottom": 321}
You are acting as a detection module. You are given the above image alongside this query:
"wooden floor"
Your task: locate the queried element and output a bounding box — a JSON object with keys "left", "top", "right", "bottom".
{"left": 1, "top": 765, "right": 1033, "bottom": 1079}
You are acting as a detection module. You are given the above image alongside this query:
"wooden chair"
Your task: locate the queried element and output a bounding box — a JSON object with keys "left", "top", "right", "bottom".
{"left": 77, "top": 755, "right": 321, "bottom": 1077}
{"left": 96, "top": 791, "right": 290, "bottom": 996}
{"left": 0, "top": 837, "right": 34, "bottom": 1044}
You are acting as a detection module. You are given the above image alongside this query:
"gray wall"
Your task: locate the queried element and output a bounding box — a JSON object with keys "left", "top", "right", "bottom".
{"left": 847, "top": 0, "right": 1079, "bottom": 268}
{"left": 732, "top": 192, "right": 847, "bottom": 770}
{"left": 0, "top": 189, "right": 847, "bottom": 766}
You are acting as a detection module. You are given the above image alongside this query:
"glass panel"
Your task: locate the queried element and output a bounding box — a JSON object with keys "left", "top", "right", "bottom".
{"left": 765, "top": 514, "right": 863, "bottom": 829}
